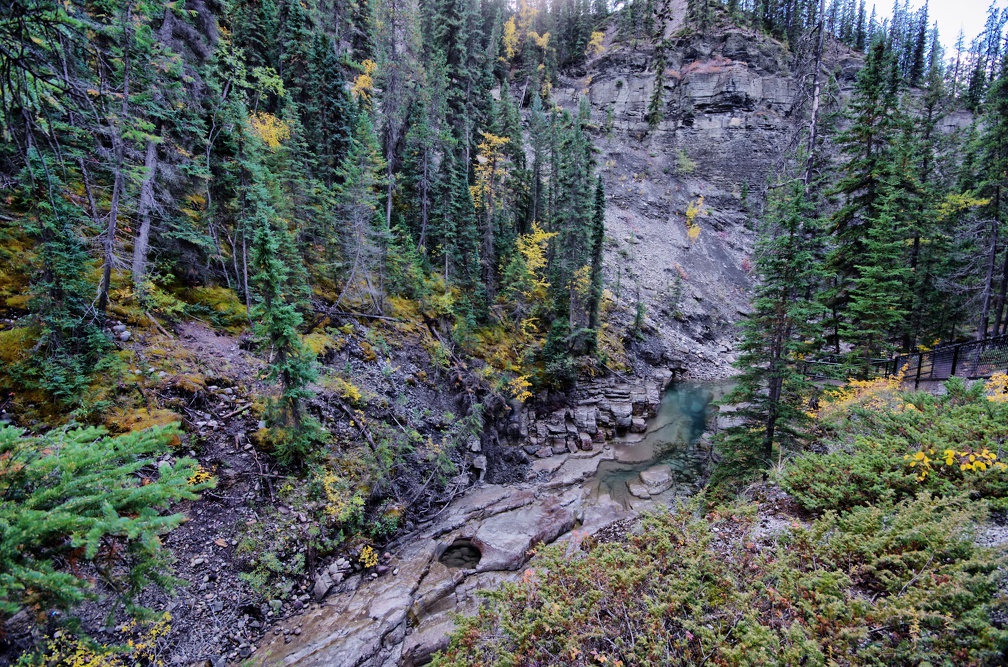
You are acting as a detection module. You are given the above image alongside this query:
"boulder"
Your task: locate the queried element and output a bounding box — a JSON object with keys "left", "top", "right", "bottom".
{"left": 630, "top": 417, "right": 647, "bottom": 433}
{"left": 639, "top": 464, "right": 674, "bottom": 495}
{"left": 611, "top": 402, "right": 633, "bottom": 430}
{"left": 313, "top": 572, "right": 334, "bottom": 601}
{"left": 626, "top": 480, "right": 651, "bottom": 499}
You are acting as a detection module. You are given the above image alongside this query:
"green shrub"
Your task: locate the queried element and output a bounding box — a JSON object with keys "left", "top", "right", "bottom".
{"left": 433, "top": 496, "right": 1008, "bottom": 667}
{"left": 0, "top": 424, "right": 212, "bottom": 619}
{"left": 782, "top": 378, "right": 1008, "bottom": 515}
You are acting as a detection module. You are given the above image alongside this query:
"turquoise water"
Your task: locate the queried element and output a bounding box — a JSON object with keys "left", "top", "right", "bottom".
{"left": 588, "top": 382, "right": 732, "bottom": 507}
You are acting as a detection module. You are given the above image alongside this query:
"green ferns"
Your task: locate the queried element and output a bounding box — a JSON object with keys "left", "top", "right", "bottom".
{"left": 0, "top": 424, "right": 212, "bottom": 618}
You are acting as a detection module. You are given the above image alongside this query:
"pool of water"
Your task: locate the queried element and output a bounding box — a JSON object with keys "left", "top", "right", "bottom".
{"left": 586, "top": 382, "right": 733, "bottom": 507}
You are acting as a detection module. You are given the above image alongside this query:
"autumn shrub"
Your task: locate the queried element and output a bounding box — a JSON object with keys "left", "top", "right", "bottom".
{"left": 782, "top": 377, "right": 1008, "bottom": 514}
{"left": 433, "top": 496, "right": 1007, "bottom": 667}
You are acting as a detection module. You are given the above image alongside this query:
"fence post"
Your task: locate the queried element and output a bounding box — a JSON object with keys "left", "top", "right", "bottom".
{"left": 915, "top": 352, "right": 923, "bottom": 390}
{"left": 951, "top": 345, "right": 959, "bottom": 378}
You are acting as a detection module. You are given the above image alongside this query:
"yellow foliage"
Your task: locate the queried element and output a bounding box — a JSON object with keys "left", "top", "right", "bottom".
{"left": 571, "top": 264, "right": 592, "bottom": 300}
{"left": 936, "top": 192, "right": 989, "bottom": 221}
{"left": 985, "top": 372, "right": 1008, "bottom": 403}
{"left": 471, "top": 132, "right": 511, "bottom": 211}
{"left": 515, "top": 222, "right": 556, "bottom": 301}
{"left": 684, "top": 195, "right": 705, "bottom": 242}
{"left": 507, "top": 374, "right": 533, "bottom": 402}
{"left": 586, "top": 31, "right": 605, "bottom": 57}
{"left": 529, "top": 30, "right": 550, "bottom": 50}
{"left": 359, "top": 544, "right": 379, "bottom": 568}
{"left": 36, "top": 613, "right": 171, "bottom": 666}
{"left": 249, "top": 112, "right": 291, "bottom": 149}
{"left": 819, "top": 370, "right": 907, "bottom": 420}
{"left": 319, "top": 468, "right": 366, "bottom": 523}
{"left": 352, "top": 59, "right": 378, "bottom": 101}
{"left": 906, "top": 446, "right": 1006, "bottom": 481}
{"left": 502, "top": 17, "right": 519, "bottom": 60}
{"left": 187, "top": 465, "right": 214, "bottom": 486}
{"left": 329, "top": 376, "right": 363, "bottom": 404}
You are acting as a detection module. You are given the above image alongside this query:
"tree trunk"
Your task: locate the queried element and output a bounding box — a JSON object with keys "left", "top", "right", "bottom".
{"left": 993, "top": 246, "right": 1008, "bottom": 337}
{"left": 98, "top": 21, "right": 131, "bottom": 315}
{"left": 803, "top": 0, "right": 826, "bottom": 189}
{"left": 978, "top": 219, "right": 998, "bottom": 341}
{"left": 131, "top": 137, "right": 159, "bottom": 287}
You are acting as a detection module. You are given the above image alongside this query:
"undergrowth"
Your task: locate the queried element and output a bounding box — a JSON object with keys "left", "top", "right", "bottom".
{"left": 433, "top": 375, "right": 1008, "bottom": 667}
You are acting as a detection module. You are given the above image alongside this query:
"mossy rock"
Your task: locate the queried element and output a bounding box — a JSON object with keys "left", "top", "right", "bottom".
{"left": 168, "top": 373, "right": 207, "bottom": 397}
{"left": 184, "top": 286, "right": 248, "bottom": 331}
{"left": 303, "top": 332, "right": 342, "bottom": 358}
{"left": 0, "top": 327, "right": 37, "bottom": 364}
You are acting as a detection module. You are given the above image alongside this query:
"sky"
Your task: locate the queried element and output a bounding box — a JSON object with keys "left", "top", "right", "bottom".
{"left": 870, "top": 0, "right": 1007, "bottom": 53}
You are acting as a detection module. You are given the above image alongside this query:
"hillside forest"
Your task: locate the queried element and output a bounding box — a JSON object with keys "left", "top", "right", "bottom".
{"left": 2, "top": 0, "right": 1008, "bottom": 663}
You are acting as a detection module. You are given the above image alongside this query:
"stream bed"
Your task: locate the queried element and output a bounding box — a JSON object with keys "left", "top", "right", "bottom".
{"left": 262, "top": 381, "right": 732, "bottom": 667}
{"left": 588, "top": 382, "right": 731, "bottom": 508}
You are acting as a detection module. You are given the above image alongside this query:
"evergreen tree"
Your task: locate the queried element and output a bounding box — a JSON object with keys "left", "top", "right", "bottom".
{"left": 248, "top": 172, "right": 321, "bottom": 464}
{"left": 826, "top": 38, "right": 902, "bottom": 352}
{"left": 717, "top": 174, "right": 825, "bottom": 473}
{"left": 334, "top": 113, "right": 389, "bottom": 311}
{"left": 18, "top": 152, "right": 111, "bottom": 410}
{"left": 0, "top": 424, "right": 210, "bottom": 617}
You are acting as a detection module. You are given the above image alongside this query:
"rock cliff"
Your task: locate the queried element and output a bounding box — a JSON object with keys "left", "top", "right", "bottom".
{"left": 553, "top": 23, "right": 863, "bottom": 374}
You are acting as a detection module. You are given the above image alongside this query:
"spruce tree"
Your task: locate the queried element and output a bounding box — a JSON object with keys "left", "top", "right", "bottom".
{"left": 247, "top": 170, "right": 320, "bottom": 464}
{"left": 18, "top": 152, "right": 111, "bottom": 410}
{"left": 0, "top": 424, "right": 210, "bottom": 618}
{"left": 826, "top": 37, "right": 902, "bottom": 352}
{"left": 717, "top": 174, "right": 825, "bottom": 475}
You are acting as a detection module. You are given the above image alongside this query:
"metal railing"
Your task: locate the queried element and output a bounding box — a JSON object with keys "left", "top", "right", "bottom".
{"left": 872, "top": 334, "right": 1008, "bottom": 389}
{"left": 799, "top": 335, "right": 1008, "bottom": 389}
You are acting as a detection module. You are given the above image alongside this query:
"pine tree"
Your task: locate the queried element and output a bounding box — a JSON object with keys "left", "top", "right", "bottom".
{"left": 717, "top": 174, "right": 825, "bottom": 475}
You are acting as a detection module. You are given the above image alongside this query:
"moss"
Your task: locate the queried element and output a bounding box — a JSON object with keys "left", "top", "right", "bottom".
{"left": 303, "top": 332, "right": 341, "bottom": 357}
{"left": 0, "top": 327, "right": 37, "bottom": 364}
{"left": 358, "top": 339, "right": 377, "bottom": 362}
{"left": 169, "top": 372, "right": 207, "bottom": 397}
{"left": 4, "top": 294, "right": 30, "bottom": 309}
{"left": 324, "top": 376, "right": 364, "bottom": 405}
{"left": 105, "top": 407, "right": 184, "bottom": 446}
{"left": 183, "top": 286, "right": 248, "bottom": 331}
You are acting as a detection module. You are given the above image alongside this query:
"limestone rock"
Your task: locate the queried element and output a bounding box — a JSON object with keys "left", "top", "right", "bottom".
{"left": 626, "top": 480, "right": 651, "bottom": 499}
{"left": 639, "top": 464, "right": 675, "bottom": 495}
{"left": 313, "top": 572, "right": 334, "bottom": 601}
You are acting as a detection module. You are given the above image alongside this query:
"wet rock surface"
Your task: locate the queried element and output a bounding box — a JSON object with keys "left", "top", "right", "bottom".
{"left": 260, "top": 382, "right": 724, "bottom": 667}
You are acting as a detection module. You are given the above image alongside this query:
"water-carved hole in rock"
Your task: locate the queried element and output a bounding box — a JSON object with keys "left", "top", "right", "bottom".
{"left": 439, "top": 539, "right": 481, "bottom": 569}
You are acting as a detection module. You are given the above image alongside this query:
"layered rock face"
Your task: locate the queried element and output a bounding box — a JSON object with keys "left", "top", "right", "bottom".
{"left": 553, "top": 27, "right": 862, "bottom": 372}
{"left": 509, "top": 367, "right": 678, "bottom": 459}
